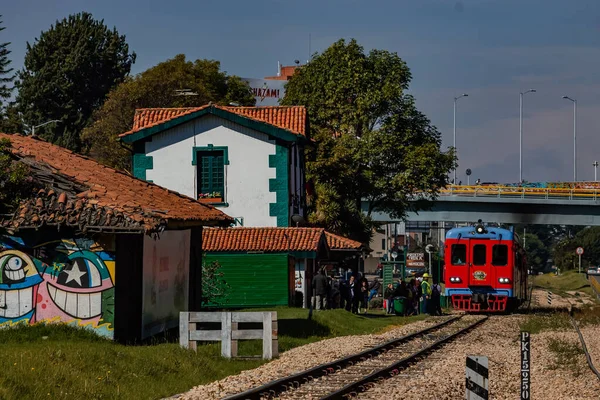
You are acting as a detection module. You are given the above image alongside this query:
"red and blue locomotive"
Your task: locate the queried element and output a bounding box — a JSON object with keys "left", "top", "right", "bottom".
{"left": 444, "top": 222, "right": 528, "bottom": 312}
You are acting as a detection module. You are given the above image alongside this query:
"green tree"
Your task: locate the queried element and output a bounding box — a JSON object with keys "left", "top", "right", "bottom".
{"left": 0, "top": 16, "right": 13, "bottom": 104}
{"left": 523, "top": 232, "right": 550, "bottom": 272}
{"left": 282, "top": 39, "right": 455, "bottom": 243}
{"left": 15, "top": 12, "right": 135, "bottom": 151}
{"left": 201, "top": 258, "right": 230, "bottom": 306}
{"left": 0, "top": 138, "right": 34, "bottom": 213}
{"left": 81, "top": 54, "right": 255, "bottom": 171}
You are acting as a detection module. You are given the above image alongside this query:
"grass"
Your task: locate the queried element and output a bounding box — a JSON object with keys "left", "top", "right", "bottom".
{"left": 534, "top": 270, "right": 595, "bottom": 298}
{"left": 547, "top": 338, "right": 585, "bottom": 376}
{"left": 0, "top": 308, "right": 425, "bottom": 400}
{"left": 520, "top": 313, "right": 572, "bottom": 334}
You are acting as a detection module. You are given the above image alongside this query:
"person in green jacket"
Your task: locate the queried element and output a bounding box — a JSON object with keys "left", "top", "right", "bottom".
{"left": 421, "top": 273, "right": 432, "bottom": 314}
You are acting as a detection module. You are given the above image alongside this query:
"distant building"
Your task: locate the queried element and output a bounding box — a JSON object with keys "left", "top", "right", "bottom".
{"left": 242, "top": 63, "right": 299, "bottom": 107}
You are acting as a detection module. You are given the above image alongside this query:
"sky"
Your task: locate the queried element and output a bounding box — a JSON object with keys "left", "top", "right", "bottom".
{"left": 3, "top": 0, "right": 600, "bottom": 184}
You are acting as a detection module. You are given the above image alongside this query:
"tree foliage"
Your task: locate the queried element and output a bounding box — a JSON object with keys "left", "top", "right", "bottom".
{"left": 15, "top": 12, "right": 135, "bottom": 151}
{"left": 523, "top": 232, "right": 550, "bottom": 271}
{"left": 282, "top": 39, "right": 455, "bottom": 243}
{"left": 553, "top": 226, "right": 600, "bottom": 270}
{"left": 201, "top": 258, "right": 230, "bottom": 306}
{"left": 81, "top": 54, "right": 255, "bottom": 171}
{"left": 0, "top": 16, "right": 14, "bottom": 103}
{"left": 0, "top": 138, "right": 34, "bottom": 213}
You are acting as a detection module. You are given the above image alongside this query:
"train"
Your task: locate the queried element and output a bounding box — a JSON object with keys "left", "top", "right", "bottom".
{"left": 443, "top": 221, "right": 528, "bottom": 312}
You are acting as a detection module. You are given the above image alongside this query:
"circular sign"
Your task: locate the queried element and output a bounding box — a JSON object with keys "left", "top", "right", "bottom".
{"left": 466, "top": 169, "right": 472, "bottom": 176}
{"left": 391, "top": 252, "right": 398, "bottom": 259}
{"left": 576, "top": 247, "right": 584, "bottom": 255}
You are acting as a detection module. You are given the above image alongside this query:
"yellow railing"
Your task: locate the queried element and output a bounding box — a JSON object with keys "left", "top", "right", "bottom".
{"left": 590, "top": 275, "right": 600, "bottom": 298}
{"left": 439, "top": 185, "right": 600, "bottom": 200}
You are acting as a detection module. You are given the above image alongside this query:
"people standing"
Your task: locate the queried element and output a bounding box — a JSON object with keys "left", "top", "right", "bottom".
{"left": 410, "top": 279, "right": 420, "bottom": 315}
{"left": 360, "top": 280, "right": 369, "bottom": 314}
{"left": 349, "top": 275, "right": 359, "bottom": 314}
{"left": 312, "top": 269, "right": 329, "bottom": 310}
{"left": 368, "top": 278, "right": 381, "bottom": 302}
{"left": 431, "top": 280, "right": 442, "bottom": 315}
{"left": 421, "top": 273, "right": 432, "bottom": 315}
{"left": 384, "top": 283, "right": 395, "bottom": 314}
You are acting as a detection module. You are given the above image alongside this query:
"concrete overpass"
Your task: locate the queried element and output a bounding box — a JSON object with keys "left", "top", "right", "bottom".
{"left": 367, "top": 185, "right": 600, "bottom": 226}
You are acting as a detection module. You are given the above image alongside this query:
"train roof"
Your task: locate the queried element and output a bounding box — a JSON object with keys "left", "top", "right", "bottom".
{"left": 446, "top": 226, "right": 515, "bottom": 240}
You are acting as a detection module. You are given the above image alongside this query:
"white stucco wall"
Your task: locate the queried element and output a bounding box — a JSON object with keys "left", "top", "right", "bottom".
{"left": 145, "top": 115, "right": 278, "bottom": 227}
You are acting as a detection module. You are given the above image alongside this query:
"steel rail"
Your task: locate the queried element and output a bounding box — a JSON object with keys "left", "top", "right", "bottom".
{"left": 319, "top": 316, "right": 488, "bottom": 400}
{"left": 570, "top": 315, "right": 600, "bottom": 381}
{"left": 222, "top": 316, "right": 462, "bottom": 400}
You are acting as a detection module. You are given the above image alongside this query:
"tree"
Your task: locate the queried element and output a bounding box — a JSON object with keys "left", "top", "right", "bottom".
{"left": 0, "top": 138, "right": 34, "bottom": 213}
{"left": 15, "top": 12, "right": 135, "bottom": 151}
{"left": 282, "top": 39, "right": 455, "bottom": 243}
{"left": 201, "top": 258, "right": 230, "bottom": 306}
{"left": 523, "top": 232, "right": 550, "bottom": 272}
{"left": 81, "top": 54, "right": 255, "bottom": 171}
{"left": 0, "top": 16, "right": 14, "bottom": 104}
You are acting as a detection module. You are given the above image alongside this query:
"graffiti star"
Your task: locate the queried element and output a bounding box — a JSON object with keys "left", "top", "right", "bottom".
{"left": 63, "top": 265, "right": 86, "bottom": 286}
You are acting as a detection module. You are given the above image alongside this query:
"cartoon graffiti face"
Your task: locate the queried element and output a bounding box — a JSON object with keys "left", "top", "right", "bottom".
{"left": 44, "top": 251, "right": 113, "bottom": 320}
{"left": 0, "top": 251, "right": 42, "bottom": 322}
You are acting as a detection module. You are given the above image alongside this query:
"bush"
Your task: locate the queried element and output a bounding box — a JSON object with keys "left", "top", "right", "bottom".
{"left": 369, "top": 298, "right": 383, "bottom": 309}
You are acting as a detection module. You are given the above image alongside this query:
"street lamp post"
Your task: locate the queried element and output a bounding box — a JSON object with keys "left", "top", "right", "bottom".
{"left": 453, "top": 93, "right": 469, "bottom": 185}
{"left": 594, "top": 161, "right": 598, "bottom": 182}
{"left": 31, "top": 120, "right": 60, "bottom": 137}
{"left": 562, "top": 96, "right": 577, "bottom": 181}
{"left": 519, "top": 89, "right": 536, "bottom": 183}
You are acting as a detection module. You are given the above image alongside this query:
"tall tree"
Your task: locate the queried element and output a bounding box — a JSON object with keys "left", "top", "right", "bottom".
{"left": 81, "top": 54, "right": 255, "bottom": 171}
{"left": 523, "top": 232, "right": 550, "bottom": 272}
{"left": 0, "top": 16, "right": 13, "bottom": 103}
{"left": 282, "top": 39, "right": 455, "bottom": 243}
{"left": 15, "top": 12, "right": 135, "bottom": 151}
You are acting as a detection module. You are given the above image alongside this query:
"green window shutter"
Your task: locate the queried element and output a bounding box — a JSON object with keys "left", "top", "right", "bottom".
{"left": 198, "top": 151, "right": 225, "bottom": 197}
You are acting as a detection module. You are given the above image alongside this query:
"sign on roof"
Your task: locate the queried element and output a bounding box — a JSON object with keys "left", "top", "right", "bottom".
{"left": 406, "top": 252, "right": 425, "bottom": 267}
{"left": 242, "top": 78, "right": 287, "bottom": 106}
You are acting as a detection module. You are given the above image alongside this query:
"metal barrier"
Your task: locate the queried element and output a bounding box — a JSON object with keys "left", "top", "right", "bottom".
{"left": 439, "top": 185, "right": 600, "bottom": 200}
{"left": 179, "top": 311, "right": 278, "bottom": 359}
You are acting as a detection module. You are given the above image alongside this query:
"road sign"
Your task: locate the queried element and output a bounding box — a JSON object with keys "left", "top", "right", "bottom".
{"left": 576, "top": 247, "right": 584, "bottom": 255}
{"left": 466, "top": 355, "right": 489, "bottom": 399}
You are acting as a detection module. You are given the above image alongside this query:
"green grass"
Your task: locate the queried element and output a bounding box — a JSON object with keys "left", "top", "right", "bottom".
{"left": 520, "top": 313, "right": 572, "bottom": 334}
{"left": 547, "top": 338, "right": 585, "bottom": 376}
{"left": 534, "top": 270, "right": 595, "bottom": 297}
{"left": 0, "top": 308, "right": 425, "bottom": 400}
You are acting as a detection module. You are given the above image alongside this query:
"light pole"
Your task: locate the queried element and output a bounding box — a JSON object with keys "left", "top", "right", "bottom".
{"left": 562, "top": 96, "right": 577, "bottom": 181}
{"left": 594, "top": 161, "right": 598, "bottom": 182}
{"left": 453, "top": 93, "right": 468, "bottom": 185}
{"left": 519, "top": 89, "right": 536, "bottom": 183}
{"left": 31, "top": 120, "right": 60, "bottom": 137}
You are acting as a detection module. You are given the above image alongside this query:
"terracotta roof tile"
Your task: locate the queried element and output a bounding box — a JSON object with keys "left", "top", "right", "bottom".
{"left": 203, "top": 227, "right": 326, "bottom": 252}
{"left": 0, "top": 134, "right": 232, "bottom": 233}
{"left": 121, "top": 105, "right": 307, "bottom": 138}
{"left": 325, "top": 232, "right": 364, "bottom": 250}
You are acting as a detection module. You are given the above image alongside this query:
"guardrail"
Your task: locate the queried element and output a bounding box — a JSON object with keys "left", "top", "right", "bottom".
{"left": 179, "top": 311, "right": 278, "bottom": 359}
{"left": 439, "top": 185, "right": 600, "bottom": 200}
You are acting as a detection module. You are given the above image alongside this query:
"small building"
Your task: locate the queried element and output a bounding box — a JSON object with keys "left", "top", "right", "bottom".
{"left": 119, "top": 104, "right": 309, "bottom": 228}
{"left": 0, "top": 134, "right": 231, "bottom": 342}
{"left": 202, "top": 228, "right": 366, "bottom": 308}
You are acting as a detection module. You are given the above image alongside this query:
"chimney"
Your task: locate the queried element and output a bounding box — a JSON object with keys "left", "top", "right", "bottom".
{"left": 277, "top": 61, "right": 281, "bottom": 77}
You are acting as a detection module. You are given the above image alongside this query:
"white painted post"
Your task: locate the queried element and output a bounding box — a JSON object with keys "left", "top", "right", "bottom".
{"left": 579, "top": 254, "right": 582, "bottom": 274}
{"left": 179, "top": 312, "right": 189, "bottom": 349}
{"left": 262, "top": 312, "right": 273, "bottom": 359}
{"left": 221, "top": 312, "right": 232, "bottom": 358}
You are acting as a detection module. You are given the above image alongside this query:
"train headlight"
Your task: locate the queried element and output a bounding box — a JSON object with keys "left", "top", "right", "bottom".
{"left": 498, "top": 277, "right": 511, "bottom": 283}
{"left": 449, "top": 277, "right": 462, "bottom": 283}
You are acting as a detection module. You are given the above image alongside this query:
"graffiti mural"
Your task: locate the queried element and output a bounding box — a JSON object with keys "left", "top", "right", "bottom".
{"left": 0, "top": 236, "right": 116, "bottom": 338}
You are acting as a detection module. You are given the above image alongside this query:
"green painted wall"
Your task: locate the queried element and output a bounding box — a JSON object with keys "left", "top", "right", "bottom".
{"left": 204, "top": 253, "right": 290, "bottom": 307}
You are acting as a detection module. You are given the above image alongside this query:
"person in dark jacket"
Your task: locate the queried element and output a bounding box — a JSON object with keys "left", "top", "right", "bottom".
{"left": 312, "top": 269, "right": 329, "bottom": 310}
{"left": 368, "top": 278, "right": 381, "bottom": 302}
{"left": 349, "top": 275, "right": 359, "bottom": 314}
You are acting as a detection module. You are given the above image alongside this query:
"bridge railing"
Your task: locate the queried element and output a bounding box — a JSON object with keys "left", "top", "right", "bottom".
{"left": 440, "top": 185, "right": 600, "bottom": 200}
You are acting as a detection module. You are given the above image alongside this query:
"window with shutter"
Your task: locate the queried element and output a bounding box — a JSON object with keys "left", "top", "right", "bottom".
{"left": 197, "top": 150, "right": 225, "bottom": 201}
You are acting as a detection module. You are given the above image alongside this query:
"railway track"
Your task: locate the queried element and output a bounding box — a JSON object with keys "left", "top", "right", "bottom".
{"left": 223, "top": 315, "right": 487, "bottom": 400}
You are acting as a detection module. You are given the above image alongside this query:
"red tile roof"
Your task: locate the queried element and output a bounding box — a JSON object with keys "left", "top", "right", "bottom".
{"left": 121, "top": 105, "right": 307, "bottom": 138}
{"left": 0, "top": 134, "right": 232, "bottom": 233}
{"left": 203, "top": 227, "right": 326, "bottom": 252}
{"left": 325, "top": 232, "right": 364, "bottom": 250}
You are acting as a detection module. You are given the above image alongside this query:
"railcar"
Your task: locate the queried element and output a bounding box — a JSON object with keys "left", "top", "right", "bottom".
{"left": 444, "top": 221, "right": 528, "bottom": 312}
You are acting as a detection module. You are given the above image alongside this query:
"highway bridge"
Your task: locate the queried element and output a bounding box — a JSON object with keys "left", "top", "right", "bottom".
{"left": 367, "top": 184, "right": 600, "bottom": 226}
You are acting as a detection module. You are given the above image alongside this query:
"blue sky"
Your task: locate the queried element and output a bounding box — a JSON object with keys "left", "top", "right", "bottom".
{"left": 3, "top": 0, "right": 600, "bottom": 183}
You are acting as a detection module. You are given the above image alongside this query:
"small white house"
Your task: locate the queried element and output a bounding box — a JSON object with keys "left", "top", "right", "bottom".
{"left": 119, "top": 105, "right": 309, "bottom": 227}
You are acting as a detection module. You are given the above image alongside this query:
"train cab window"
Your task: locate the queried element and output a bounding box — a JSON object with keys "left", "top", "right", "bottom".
{"left": 451, "top": 244, "right": 466, "bottom": 265}
{"left": 472, "top": 244, "right": 487, "bottom": 266}
{"left": 492, "top": 244, "right": 508, "bottom": 266}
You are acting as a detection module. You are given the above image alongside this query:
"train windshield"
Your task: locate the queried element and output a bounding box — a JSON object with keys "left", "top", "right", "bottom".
{"left": 472, "top": 244, "right": 486, "bottom": 265}
{"left": 451, "top": 244, "right": 466, "bottom": 265}
{"left": 492, "top": 244, "right": 508, "bottom": 266}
